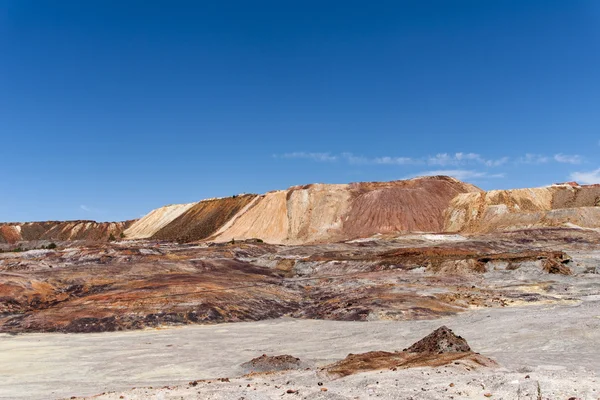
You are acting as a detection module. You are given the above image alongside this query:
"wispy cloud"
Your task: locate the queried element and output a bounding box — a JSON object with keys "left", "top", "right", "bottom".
{"left": 80, "top": 204, "right": 100, "bottom": 213}
{"left": 341, "top": 152, "right": 371, "bottom": 165}
{"left": 275, "top": 151, "right": 583, "bottom": 172}
{"left": 517, "top": 153, "right": 550, "bottom": 164}
{"left": 410, "top": 169, "right": 505, "bottom": 181}
{"left": 517, "top": 153, "right": 585, "bottom": 165}
{"left": 275, "top": 152, "right": 338, "bottom": 162}
{"left": 427, "top": 153, "right": 508, "bottom": 167}
{"left": 570, "top": 168, "right": 600, "bottom": 184}
{"left": 276, "top": 151, "right": 510, "bottom": 167}
{"left": 372, "top": 156, "right": 415, "bottom": 165}
{"left": 554, "top": 153, "right": 583, "bottom": 164}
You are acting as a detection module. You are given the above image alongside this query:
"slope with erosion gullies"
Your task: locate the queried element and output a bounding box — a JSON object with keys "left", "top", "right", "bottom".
{"left": 210, "top": 191, "right": 290, "bottom": 244}
{"left": 213, "top": 183, "right": 353, "bottom": 245}
{"left": 122, "top": 176, "right": 481, "bottom": 244}
{"left": 212, "top": 176, "right": 481, "bottom": 244}
{"left": 123, "top": 202, "right": 197, "bottom": 239}
{"left": 151, "top": 194, "right": 258, "bottom": 242}
{"left": 445, "top": 184, "right": 600, "bottom": 233}
{"left": 0, "top": 220, "right": 133, "bottom": 244}
{"left": 341, "top": 177, "right": 481, "bottom": 239}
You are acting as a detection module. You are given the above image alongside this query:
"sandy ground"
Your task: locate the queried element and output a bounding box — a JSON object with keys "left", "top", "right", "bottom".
{"left": 1, "top": 299, "right": 599, "bottom": 400}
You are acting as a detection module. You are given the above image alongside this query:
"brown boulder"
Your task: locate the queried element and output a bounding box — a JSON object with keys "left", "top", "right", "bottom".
{"left": 406, "top": 326, "right": 471, "bottom": 353}
{"left": 241, "top": 354, "right": 302, "bottom": 373}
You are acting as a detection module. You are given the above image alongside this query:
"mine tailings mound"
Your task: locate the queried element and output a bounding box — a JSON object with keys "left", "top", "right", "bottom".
{"left": 3, "top": 176, "right": 480, "bottom": 245}
{"left": 8, "top": 178, "right": 600, "bottom": 246}
{"left": 126, "top": 176, "right": 481, "bottom": 244}
{"left": 445, "top": 184, "right": 600, "bottom": 233}
{"left": 0, "top": 220, "right": 133, "bottom": 244}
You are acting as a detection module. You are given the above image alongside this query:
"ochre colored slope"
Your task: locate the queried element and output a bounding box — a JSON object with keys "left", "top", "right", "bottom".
{"left": 0, "top": 221, "right": 133, "bottom": 244}
{"left": 151, "top": 195, "right": 257, "bottom": 242}
{"left": 212, "top": 176, "right": 480, "bottom": 244}
{"left": 212, "top": 191, "right": 290, "bottom": 244}
{"left": 124, "top": 203, "right": 197, "bottom": 239}
{"left": 286, "top": 183, "right": 352, "bottom": 243}
{"left": 212, "top": 184, "right": 352, "bottom": 244}
{"left": 444, "top": 184, "right": 600, "bottom": 233}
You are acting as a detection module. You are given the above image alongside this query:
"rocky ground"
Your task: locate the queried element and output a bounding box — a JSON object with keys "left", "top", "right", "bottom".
{"left": 2, "top": 228, "right": 599, "bottom": 333}
{"left": 1, "top": 298, "right": 599, "bottom": 399}
{"left": 1, "top": 228, "right": 600, "bottom": 399}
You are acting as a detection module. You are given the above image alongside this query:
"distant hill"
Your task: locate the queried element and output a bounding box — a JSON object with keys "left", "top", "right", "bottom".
{"left": 124, "top": 175, "right": 480, "bottom": 244}
{"left": 4, "top": 177, "right": 600, "bottom": 245}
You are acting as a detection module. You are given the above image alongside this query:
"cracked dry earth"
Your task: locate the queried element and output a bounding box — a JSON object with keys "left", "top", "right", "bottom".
{"left": 1, "top": 228, "right": 600, "bottom": 399}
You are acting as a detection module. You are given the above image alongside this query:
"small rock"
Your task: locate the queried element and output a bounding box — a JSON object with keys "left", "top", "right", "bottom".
{"left": 407, "top": 326, "right": 471, "bottom": 353}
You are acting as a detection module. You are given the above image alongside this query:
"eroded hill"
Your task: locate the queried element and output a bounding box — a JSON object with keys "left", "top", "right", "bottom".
{"left": 124, "top": 176, "right": 480, "bottom": 244}
{"left": 444, "top": 183, "right": 600, "bottom": 233}
{"left": 0, "top": 220, "right": 133, "bottom": 244}
{"left": 4, "top": 178, "right": 600, "bottom": 248}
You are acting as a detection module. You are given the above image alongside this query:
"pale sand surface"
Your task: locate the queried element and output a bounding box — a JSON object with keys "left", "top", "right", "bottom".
{"left": 1, "top": 299, "right": 599, "bottom": 399}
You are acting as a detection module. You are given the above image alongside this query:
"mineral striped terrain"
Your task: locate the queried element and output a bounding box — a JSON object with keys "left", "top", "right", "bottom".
{"left": 2, "top": 175, "right": 600, "bottom": 399}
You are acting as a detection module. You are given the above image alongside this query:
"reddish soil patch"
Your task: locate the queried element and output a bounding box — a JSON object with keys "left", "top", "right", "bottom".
{"left": 342, "top": 177, "right": 480, "bottom": 238}
{"left": 0, "top": 226, "right": 21, "bottom": 244}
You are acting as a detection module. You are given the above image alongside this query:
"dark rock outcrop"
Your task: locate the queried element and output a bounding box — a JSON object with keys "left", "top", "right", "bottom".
{"left": 241, "top": 354, "right": 302, "bottom": 373}
{"left": 406, "top": 326, "right": 471, "bottom": 353}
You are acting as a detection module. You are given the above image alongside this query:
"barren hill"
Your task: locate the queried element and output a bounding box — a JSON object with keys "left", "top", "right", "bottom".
{"left": 5, "top": 178, "right": 600, "bottom": 246}
{"left": 444, "top": 183, "right": 600, "bottom": 233}
{"left": 0, "top": 220, "right": 133, "bottom": 244}
{"left": 125, "top": 176, "right": 480, "bottom": 244}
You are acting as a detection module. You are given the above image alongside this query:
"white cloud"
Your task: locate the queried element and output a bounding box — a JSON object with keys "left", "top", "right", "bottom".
{"left": 79, "top": 204, "right": 101, "bottom": 213}
{"left": 275, "top": 152, "right": 338, "bottom": 162}
{"left": 427, "top": 153, "right": 455, "bottom": 166}
{"left": 427, "top": 152, "right": 508, "bottom": 167}
{"left": 554, "top": 153, "right": 583, "bottom": 164}
{"left": 341, "top": 152, "right": 369, "bottom": 165}
{"left": 570, "top": 168, "right": 600, "bottom": 184}
{"left": 277, "top": 151, "right": 510, "bottom": 168}
{"left": 517, "top": 154, "right": 550, "bottom": 164}
{"left": 342, "top": 153, "right": 417, "bottom": 165}
{"left": 276, "top": 150, "right": 578, "bottom": 172}
{"left": 373, "top": 156, "right": 415, "bottom": 165}
{"left": 412, "top": 169, "right": 505, "bottom": 181}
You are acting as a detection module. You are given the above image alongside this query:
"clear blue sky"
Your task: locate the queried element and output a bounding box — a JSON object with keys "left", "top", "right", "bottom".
{"left": 1, "top": 1, "right": 599, "bottom": 222}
